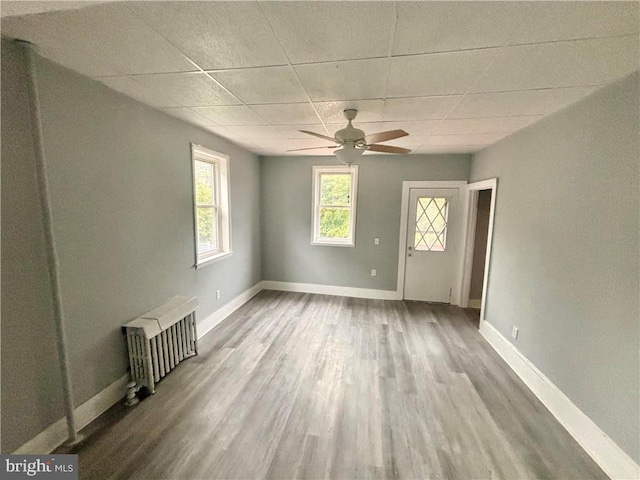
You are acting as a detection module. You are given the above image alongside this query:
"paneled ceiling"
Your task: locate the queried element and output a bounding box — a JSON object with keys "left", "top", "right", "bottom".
{"left": 2, "top": 1, "right": 638, "bottom": 156}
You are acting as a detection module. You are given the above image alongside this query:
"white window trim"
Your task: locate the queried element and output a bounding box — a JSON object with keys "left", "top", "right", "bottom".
{"left": 311, "top": 165, "right": 358, "bottom": 247}
{"left": 191, "top": 144, "right": 232, "bottom": 268}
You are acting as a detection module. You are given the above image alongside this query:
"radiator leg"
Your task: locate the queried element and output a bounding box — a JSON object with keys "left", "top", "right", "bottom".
{"left": 125, "top": 381, "right": 140, "bottom": 407}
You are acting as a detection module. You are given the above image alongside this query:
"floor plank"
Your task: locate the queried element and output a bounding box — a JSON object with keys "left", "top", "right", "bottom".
{"left": 61, "top": 290, "right": 608, "bottom": 479}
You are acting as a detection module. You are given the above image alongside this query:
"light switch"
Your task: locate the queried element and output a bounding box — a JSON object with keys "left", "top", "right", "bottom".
{"left": 374, "top": 237, "right": 379, "bottom": 245}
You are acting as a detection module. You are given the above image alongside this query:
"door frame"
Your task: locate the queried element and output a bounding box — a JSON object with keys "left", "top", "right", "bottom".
{"left": 460, "top": 178, "right": 498, "bottom": 324}
{"left": 396, "top": 181, "right": 469, "bottom": 304}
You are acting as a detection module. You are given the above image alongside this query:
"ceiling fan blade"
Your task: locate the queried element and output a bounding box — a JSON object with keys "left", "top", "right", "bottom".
{"left": 286, "top": 145, "right": 338, "bottom": 152}
{"left": 367, "top": 144, "right": 412, "bottom": 154}
{"left": 364, "top": 129, "right": 408, "bottom": 144}
{"left": 299, "top": 130, "right": 340, "bottom": 144}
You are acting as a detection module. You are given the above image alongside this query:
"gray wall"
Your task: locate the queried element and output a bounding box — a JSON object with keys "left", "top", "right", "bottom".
{"left": 469, "top": 189, "right": 492, "bottom": 300}
{"left": 261, "top": 154, "right": 470, "bottom": 290}
{"left": 1, "top": 40, "right": 262, "bottom": 453}
{"left": 470, "top": 72, "right": 639, "bottom": 462}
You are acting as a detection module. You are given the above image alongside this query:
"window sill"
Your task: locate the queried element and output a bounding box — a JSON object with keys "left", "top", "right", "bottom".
{"left": 311, "top": 241, "right": 355, "bottom": 248}
{"left": 195, "top": 251, "right": 233, "bottom": 269}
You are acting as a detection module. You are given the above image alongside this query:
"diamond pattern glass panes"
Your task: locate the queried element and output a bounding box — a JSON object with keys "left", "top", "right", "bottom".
{"left": 414, "top": 197, "right": 449, "bottom": 252}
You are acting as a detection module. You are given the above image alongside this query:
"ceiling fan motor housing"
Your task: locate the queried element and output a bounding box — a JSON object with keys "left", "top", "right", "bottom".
{"left": 335, "top": 110, "right": 365, "bottom": 144}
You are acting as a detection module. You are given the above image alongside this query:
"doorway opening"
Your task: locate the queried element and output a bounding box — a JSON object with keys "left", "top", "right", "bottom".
{"left": 469, "top": 189, "right": 492, "bottom": 309}
{"left": 461, "top": 179, "right": 498, "bottom": 329}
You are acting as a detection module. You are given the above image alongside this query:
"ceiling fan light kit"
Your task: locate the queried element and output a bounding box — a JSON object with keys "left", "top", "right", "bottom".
{"left": 288, "top": 109, "right": 412, "bottom": 165}
{"left": 334, "top": 144, "right": 364, "bottom": 166}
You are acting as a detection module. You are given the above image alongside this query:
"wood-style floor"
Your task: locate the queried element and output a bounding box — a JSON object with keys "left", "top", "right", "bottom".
{"left": 65, "top": 290, "right": 607, "bottom": 479}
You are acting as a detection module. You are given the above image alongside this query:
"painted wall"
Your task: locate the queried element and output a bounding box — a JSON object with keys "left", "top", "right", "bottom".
{"left": 469, "top": 189, "right": 492, "bottom": 300}
{"left": 470, "top": 72, "right": 639, "bottom": 462}
{"left": 0, "top": 41, "right": 262, "bottom": 453}
{"left": 261, "top": 154, "right": 470, "bottom": 291}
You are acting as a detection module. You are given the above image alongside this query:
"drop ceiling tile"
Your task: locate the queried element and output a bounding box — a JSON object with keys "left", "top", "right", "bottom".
{"left": 98, "top": 76, "right": 180, "bottom": 108}
{"left": 393, "top": 2, "right": 515, "bottom": 55}
{"left": 379, "top": 135, "right": 430, "bottom": 148}
{"left": 128, "top": 2, "right": 288, "bottom": 69}
{"left": 388, "top": 49, "right": 499, "bottom": 97}
{"left": 553, "top": 36, "right": 640, "bottom": 88}
{"left": 383, "top": 96, "right": 461, "bottom": 121}
{"left": 1, "top": 4, "right": 195, "bottom": 77}
{"left": 378, "top": 121, "right": 443, "bottom": 136}
{"left": 504, "top": 2, "right": 639, "bottom": 46}
{"left": 469, "top": 43, "right": 568, "bottom": 93}
{"left": 261, "top": 2, "right": 395, "bottom": 64}
{"left": 314, "top": 100, "right": 385, "bottom": 124}
{"left": 209, "top": 66, "right": 308, "bottom": 104}
{"left": 249, "top": 103, "right": 320, "bottom": 125}
{"left": 111, "top": 72, "right": 240, "bottom": 107}
{"left": 161, "top": 107, "right": 216, "bottom": 127}
{"left": 469, "top": 36, "right": 640, "bottom": 94}
{"left": 273, "top": 125, "right": 329, "bottom": 139}
{"left": 433, "top": 116, "right": 543, "bottom": 135}
{"left": 423, "top": 134, "right": 508, "bottom": 146}
{"left": 0, "top": 1, "right": 107, "bottom": 17}
{"left": 295, "top": 58, "right": 389, "bottom": 101}
{"left": 225, "top": 126, "right": 285, "bottom": 139}
{"left": 393, "top": 2, "right": 639, "bottom": 56}
{"left": 193, "top": 106, "right": 268, "bottom": 126}
{"left": 447, "top": 87, "right": 598, "bottom": 119}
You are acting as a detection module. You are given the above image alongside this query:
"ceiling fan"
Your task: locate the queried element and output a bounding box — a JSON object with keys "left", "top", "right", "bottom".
{"left": 288, "top": 109, "right": 411, "bottom": 165}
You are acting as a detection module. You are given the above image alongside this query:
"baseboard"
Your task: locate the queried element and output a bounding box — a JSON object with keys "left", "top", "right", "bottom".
{"left": 13, "top": 282, "right": 266, "bottom": 455}
{"left": 479, "top": 320, "right": 639, "bottom": 480}
{"left": 197, "top": 281, "right": 265, "bottom": 339}
{"left": 261, "top": 280, "right": 401, "bottom": 300}
{"left": 13, "top": 374, "right": 129, "bottom": 455}
{"left": 468, "top": 298, "right": 482, "bottom": 309}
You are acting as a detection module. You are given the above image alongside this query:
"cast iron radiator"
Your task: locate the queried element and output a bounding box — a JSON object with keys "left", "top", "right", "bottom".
{"left": 123, "top": 296, "right": 198, "bottom": 394}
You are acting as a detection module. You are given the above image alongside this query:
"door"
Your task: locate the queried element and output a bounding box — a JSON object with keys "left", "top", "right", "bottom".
{"left": 403, "top": 188, "right": 460, "bottom": 302}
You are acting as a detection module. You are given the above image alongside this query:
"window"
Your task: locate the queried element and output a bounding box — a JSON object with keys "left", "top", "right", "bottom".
{"left": 312, "top": 165, "right": 358, "bottom": 246}
{"left": 192, "top": 144, "right": 231, "bottom": 267}
{"left": 414, "top": 197, "right": 449, "bottom": 252}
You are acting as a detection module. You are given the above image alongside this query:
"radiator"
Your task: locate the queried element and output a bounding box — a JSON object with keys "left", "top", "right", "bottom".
{"left": 124, "top": 296, "right": 198, "bottom": 394}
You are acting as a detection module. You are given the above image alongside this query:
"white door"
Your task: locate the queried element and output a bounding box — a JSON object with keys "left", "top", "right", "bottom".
{"left": 403, "top": 188, "right": 460, "bottom": 302}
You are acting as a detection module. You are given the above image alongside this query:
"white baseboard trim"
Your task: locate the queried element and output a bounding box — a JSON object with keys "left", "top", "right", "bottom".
{"left": 468, "top": 298, "right": 482, "bottom": 309}
{"left": 13, "top": 374, "right": 129, "bottom": 455}
{"left": 479, "top": 320, "right": 639, "bottom": 480}
{"left": 197, "top": 281, "right": 265, "bottom": 339}
{"left": 13, "top": 281, "right": 266, "bottom": 455}
{"left": 261, "top": 280, "right": 401, "bottom": 300}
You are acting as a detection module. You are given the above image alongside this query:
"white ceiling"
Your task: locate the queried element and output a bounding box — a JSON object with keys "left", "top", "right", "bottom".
{"left": 2, "top": 1, "right": 638, "bottom": 156}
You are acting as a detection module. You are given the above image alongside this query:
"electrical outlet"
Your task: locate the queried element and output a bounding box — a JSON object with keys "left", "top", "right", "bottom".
{"left": 216, "top": 290, "right": 221, "bottom": 299}
{"left": 371, "top": 269, "right": 377, "bottom": 277}
{"left": 374, "top": 237, "right": 380, "bottom": 245}
{"left": 511, "top": 326, "right": 519, "bottom": 340}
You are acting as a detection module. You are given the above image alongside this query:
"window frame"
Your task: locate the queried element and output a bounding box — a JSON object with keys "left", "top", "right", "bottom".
{"left": 311, "top": 165, "right": 359, "bottom": 247}
{"left": 191, "top": 144, "right": 232, "bottom": 268}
